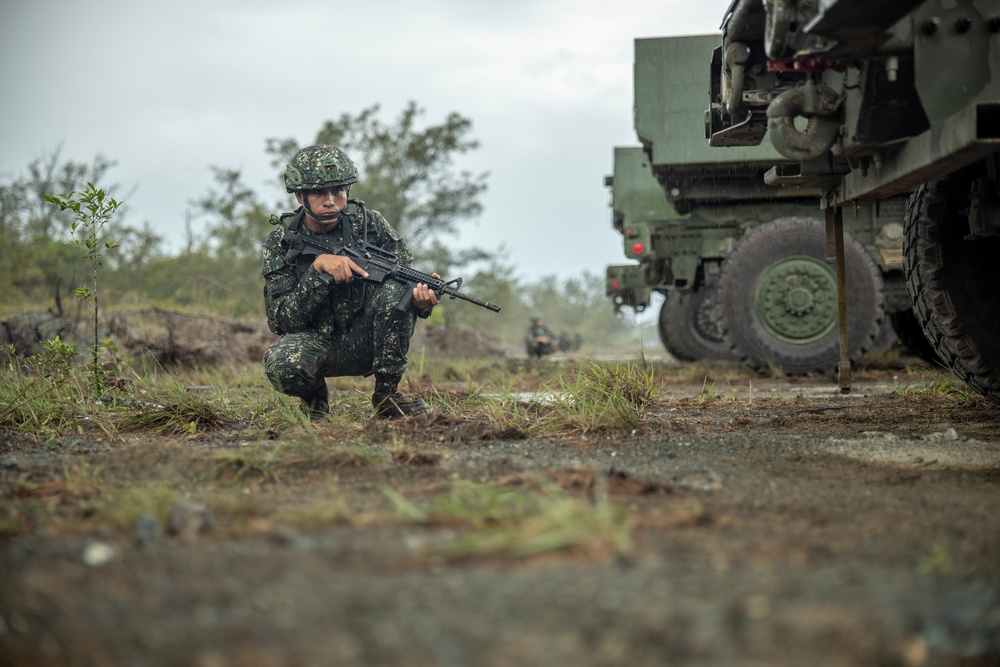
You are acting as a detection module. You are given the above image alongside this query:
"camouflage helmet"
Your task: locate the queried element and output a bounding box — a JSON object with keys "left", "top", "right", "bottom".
{"left": 283, "top": 145, "right": 359, "bottom": 193}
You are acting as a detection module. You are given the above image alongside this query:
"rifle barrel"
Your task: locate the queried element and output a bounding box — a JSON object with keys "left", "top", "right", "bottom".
{"left": 442, "top": 287, "right": 502, "bottom": 312}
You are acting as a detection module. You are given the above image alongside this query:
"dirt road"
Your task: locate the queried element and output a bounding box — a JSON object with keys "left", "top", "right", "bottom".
{"left": 2, "top": 364, "right": 999, "bottom": 666}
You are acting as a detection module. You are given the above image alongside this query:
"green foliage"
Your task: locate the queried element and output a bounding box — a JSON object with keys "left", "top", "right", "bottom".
{"left": 2, "top": 238, "right": 89, "bottom": 311}
{"left": 0, "top": 340, "right": 85, "bottom": 433}
{"left": 33, "top": 337, "right": 78, "bottom": 384}
{"left": 0, "top": 149, "right": 126, "bottom": 309}
{"left": 2, "top": 148, "right": 116, "bottom": 241}
{"left": 111, "top": 249, "right": 262, "bottom": 319}
{"left": 44, "top": 184, "right": 121, "bottom": 396}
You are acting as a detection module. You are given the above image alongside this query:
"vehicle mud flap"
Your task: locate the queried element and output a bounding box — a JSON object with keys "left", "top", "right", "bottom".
{"left": 767, "top": 84, "right": 841, "bottom": 161}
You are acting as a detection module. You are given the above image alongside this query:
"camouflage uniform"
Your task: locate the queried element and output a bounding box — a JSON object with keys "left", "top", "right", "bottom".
{"left": 261, "top": 145, "right": 431, "bottom": 418}
{"left": 525, "top": 317, "right": 557, "bottom": 359}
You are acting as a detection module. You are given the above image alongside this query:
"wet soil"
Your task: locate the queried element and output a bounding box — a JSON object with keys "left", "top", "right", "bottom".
{"left": 1, "top": 360, "right": 999, "bottom": 667}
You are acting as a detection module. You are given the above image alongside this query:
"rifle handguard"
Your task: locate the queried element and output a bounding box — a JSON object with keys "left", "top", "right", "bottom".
{"left": 288, "top": 233, "right": 501, "bottom": 314}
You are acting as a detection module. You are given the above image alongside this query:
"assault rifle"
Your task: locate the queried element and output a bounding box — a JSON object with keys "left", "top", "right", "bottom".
{"left": 283, "top": 233, "right": 502, "bottom": 314}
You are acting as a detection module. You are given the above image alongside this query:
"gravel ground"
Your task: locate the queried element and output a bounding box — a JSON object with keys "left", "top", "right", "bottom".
{"left": 2, "top": 366, "right": 999, "bottom": 667}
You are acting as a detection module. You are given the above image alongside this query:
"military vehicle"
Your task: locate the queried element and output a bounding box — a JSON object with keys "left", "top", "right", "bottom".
{"left": 705, "top": 0, "right": 999, "bottom": 404}
{"left": 605, "top": 145, "right": 734, "bottom": 361}
{"left": 606, "top": 34, "right": 923, "bottom": 372}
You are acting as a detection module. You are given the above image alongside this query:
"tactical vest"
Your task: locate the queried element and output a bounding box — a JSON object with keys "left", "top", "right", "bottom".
{"left": 263, "top": 203, "right": 376, "bottom": 335}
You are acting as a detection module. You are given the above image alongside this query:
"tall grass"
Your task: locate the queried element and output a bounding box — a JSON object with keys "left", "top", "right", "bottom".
{"left": 534, "top": 362, "right": 658, "bottom": 434}
{"left": 1, "top": 340, "right": 92, "bottom": 434}
{"left": 2, "top": 340, "right": 664, "bottom": 440}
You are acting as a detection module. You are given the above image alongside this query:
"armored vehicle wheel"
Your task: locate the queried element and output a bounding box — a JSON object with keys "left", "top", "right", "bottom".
{"left": 889, "top": 308, "right": 940, "bottom": 365}
{"left": 658, "top": 287, "right": 732, "bottom": 362}
{"left": 904, "top": 172, "right": 1000, "bottom": 406}
{"left": 717, "top": 217, "right": 884, "bottom": 375}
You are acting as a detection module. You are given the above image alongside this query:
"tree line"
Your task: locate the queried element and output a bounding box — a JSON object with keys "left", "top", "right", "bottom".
{"left": 0, "top": 102, "right": 640, "bottom": 350}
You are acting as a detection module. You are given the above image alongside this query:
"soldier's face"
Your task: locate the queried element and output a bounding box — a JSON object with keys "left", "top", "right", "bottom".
{"left": 298, "top": 186, "right": 348, "bottom": 224}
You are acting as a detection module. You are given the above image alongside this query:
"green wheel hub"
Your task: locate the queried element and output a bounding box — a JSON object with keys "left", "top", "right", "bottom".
{"left": 755, "top": 257, "right": 837, "bottom": 343}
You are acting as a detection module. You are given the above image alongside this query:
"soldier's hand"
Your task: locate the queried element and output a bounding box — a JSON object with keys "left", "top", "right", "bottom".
{"left": 413, "top": 273, "right": 440, "bottom": 310}
{"left": 313, "top": 254, "right": 368, "bottom": 284}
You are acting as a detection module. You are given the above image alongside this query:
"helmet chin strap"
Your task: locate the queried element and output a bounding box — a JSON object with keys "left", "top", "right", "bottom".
{"left": 302, "top": 198, "right": 342, "bottom": 224}
{"left": 300, "top": 185, "right": 349, "bottom": 225}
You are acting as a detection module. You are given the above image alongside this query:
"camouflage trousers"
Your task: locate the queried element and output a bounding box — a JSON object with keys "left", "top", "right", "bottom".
{"left": 263, "top": 281, "right": 416, "bottom": 398}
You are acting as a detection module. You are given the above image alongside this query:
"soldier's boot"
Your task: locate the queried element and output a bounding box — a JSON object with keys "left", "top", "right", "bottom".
{"left": 300, "top": 381, "right": 331, "bottom": 421}
{"left": 372, "top": 375, "right": 428, "bottom": 419}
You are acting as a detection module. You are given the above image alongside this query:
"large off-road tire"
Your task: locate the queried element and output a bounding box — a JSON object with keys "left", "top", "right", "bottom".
{"left": 889, "top": 308, "right": 940, "bottom": 364}
{"left": 658, "top": 287, "right": 732, "bottom": 362}
{"left": 717, "top": 217, "right": 884, "bottom": 375}
{"left": 904, "top": 171, "right": 1000, "bottom": 406}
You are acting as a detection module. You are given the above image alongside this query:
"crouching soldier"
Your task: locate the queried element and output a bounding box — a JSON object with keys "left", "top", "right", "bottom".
{"left": 261, "top": 145, "right": 439, "bottom": 420}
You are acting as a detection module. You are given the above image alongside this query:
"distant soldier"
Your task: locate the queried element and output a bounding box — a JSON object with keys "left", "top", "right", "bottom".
{"left": 525, "top": 315, "right": 558, "bottom": 359}
{"left": 261, "top": 145, "right": 439, "bottom": 420}
{"left": 557, "top": 332, "right": 583, "bottom": 353}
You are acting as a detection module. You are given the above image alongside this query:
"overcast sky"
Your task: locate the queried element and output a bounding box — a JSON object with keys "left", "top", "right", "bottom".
{"left": 1, "top": 0, "right": 722, "bottom": 283}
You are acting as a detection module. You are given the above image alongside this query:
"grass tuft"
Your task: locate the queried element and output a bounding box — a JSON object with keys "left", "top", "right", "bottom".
{"left": 213, "top": 444, "right": 289, "bottom": 484}
{"left": 891, "top": 377, "right": 981, "bottom": 405}
{"left": 534, "top": 362, "right": 657, "bottom": 434}
{"left": 384, "top": 478, "right": 633, "bottom": 559}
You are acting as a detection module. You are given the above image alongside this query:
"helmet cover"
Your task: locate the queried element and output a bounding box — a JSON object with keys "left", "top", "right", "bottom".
{"left": 284, "top": 145, "right": 359, "bottom": 193}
